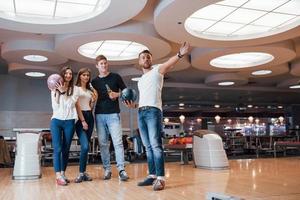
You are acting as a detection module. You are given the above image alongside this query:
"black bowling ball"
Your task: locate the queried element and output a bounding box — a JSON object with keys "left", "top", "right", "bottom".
{"left": 121, "top": 88, "right": 137, "bottom": 102}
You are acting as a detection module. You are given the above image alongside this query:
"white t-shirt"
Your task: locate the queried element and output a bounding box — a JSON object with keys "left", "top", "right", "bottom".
{"left": 138, "top": 64, "right": 164, "bottom": 111}
{"left": 76, "top": 86, "right": 93, "bottom": 111}
{"left": 51, "top": 86, "right": 82, "bottom": 120}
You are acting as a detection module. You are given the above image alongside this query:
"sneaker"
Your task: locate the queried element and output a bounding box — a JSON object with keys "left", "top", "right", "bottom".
{"left": 153, "top": 179, "right": 165, "bottom": 191}
{"left": 118, "top": 170, "right": 129, "bottom": 181}
{"left": 61, "top": 175, "right": 70, "bottom": 183}
{"left": 137, "top": 177, "right": 156, "bottom": 186}
{"left": 74, "top": 174, "right": 84, "bottom": 183}
{"left": 56, "top": 177, "right": 67, "bottom": 186}
{"left": 103, "top": 170, "right": 112, "bottom": 180}
{"left": 75, "top": 173, "right": 93, "bottom": 183}
{"left": 83, "top": 172, "right": 93, "bottom": 181}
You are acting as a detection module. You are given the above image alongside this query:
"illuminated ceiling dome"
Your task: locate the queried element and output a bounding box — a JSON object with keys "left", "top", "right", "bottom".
{"left": 184, "top": 0, "right": 300, "bottom": 41}
{"left": 0, "top": 0, "right": 147, "bottom": 34}
{"left": 78, "top": 40, "right": 149, "bottom": 61}
{"left": 0, "top": 0, "right": 110, "bottom": 24}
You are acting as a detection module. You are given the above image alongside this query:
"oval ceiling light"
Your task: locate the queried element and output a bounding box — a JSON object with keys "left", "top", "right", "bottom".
{"left": 218, "top": 81, "right": 234, "bottom": 86}
{"left": 210, "top": 52, "right": 274, "bottom": 69}
{"left": 289, "top": 85, "right": 300, "bottom": 89}
{"left": 78, "top": 40, "right": 149, "bottom": 61}
{"left": 0, "top": 0, "right": 147, "bottom": 34}
{"left": 25, "top": 72, "right": 46, "bottom": 77}
{"left": 0, "top": 0, "right": 110, "bottom": 25}
{"left": 251, "top": 70, "right": 272, "bottom": 76}
{"left": 205, "top": 73, "right": 248, "bottom": 86}
{"left": 184, "top": 0, "right": 300, "bottom": 41}
{"left": 23, "top": 55, "right": 48, "bottom": 62}
{"left": 9, "top": 63, "right": 59, "bottom": 78}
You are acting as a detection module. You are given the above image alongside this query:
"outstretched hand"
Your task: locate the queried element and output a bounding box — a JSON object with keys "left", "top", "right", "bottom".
{"left": 179, "top": 42, "right": 190, "bottom": 57}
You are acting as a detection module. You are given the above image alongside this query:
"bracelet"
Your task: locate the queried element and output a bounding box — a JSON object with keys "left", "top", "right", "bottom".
{"left": 177, "top": 52, "right": 183, "bottom": 58}
{"left": 60, "top": 91, "right": 66, "bottom": 95}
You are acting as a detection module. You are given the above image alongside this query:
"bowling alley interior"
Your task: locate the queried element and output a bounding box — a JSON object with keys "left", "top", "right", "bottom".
{"left": 1, "top": 0, "right": 300, "bottom": 200}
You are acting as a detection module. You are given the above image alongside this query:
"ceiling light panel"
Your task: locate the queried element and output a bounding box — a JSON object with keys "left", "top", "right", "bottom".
{"left": 252, "top": 13, "right": 295, "bottom": 27}
{"left": 223, "top": 8, "right": 266, "bottom": 24}
{"left": 210, "top": 52, "right": 274, "bottom": 69}
{"left": 289, "top": 85, "right": 300, "bottom": 89}
{"left": 55, "top": 3, "right": 94, "bottom": 18}
{"left": 23, "top": 55, "right": 48, "bottom": 62}
{"left": 184, "top": 0, "right": 300, "bottom": 40}
{"left": 0, "top": 0, "right": 110, "bottom": 24}
{"left": 218, "top": 81, "right": 235, "bottom": 86}
{"left": 242, "top": 0, "right": 289, "bottom": 11}
{"left": 191, "top": 4, "right": 236, "bottom": 21}
{"left": 78, "top": 40, "right": 148, "bottom": 61}
{"left": 274, "top": 0, "right": 300, "bottom": 15}
{"left": 25, "top": 72, "right": 46, "bottom": 77}
{"left": 251, "top": 70, "right": 272, "bottom": 76}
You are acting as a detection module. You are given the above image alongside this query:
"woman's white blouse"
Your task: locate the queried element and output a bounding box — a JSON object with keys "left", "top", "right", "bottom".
{"left": 51, "top": 86, "right": 83, "bottom": 120}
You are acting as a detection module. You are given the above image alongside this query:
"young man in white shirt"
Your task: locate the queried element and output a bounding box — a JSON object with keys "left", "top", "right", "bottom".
{"left": 125, "top": 42, "right": 190, "bottom": 191}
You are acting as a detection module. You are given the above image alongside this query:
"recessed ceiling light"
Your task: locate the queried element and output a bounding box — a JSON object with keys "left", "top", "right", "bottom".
{"left": 131, "top": 77, "right": 141, "bottom": 82}
{"left": 179, "top": 107, "right": 184, "bottom": 110}
{"left": 248, "top": 105, "right": 253, "bottom": 108}
{"left": 289, "top": 85, "right": 300, "bottom": 89}
{"left": 184, "top": 0, "right": 300, "bottom": 41}
{"left": 0, "top": 0, "right": 111, "bottom": 25}
{"left": 78, "top": 40, "right": 148, "bottom": 61}
{"left": 210, "top": 52, "right": 274, "bottom": 69}
{"left": 252, "top": 70, "right": 272, "bottom": 76}
{"left": 25, "top": 72, "right": 45, "bottom": 77}
{"left": 278, "top": 105, "right": 283, "bottom": 109}
{"left": 214, "top": 104, "right": 220, "bottom": 108}
{"left": 218, "top": 81, "right": 235, "bottom": 86}
{"left": 23, "top": 55, "right": 48, "bottom": 62}
{"left": 179, "top": 103, "right": 185, "bottom": 107}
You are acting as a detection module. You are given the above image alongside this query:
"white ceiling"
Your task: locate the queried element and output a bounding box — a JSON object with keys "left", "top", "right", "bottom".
{"left": 0, "top": 0, "right": 300, "bottom": 109}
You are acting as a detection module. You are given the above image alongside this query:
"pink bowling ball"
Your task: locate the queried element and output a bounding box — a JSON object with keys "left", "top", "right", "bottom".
{"left": 47, "top": 74, "right": 63, "bottom": 90}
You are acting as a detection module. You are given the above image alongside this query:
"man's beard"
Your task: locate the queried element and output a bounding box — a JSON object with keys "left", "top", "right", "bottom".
{"left": 142, "top": 62, "right": 151, "bottom": 69}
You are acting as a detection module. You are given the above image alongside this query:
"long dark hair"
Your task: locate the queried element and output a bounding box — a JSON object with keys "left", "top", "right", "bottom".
{"left": 76, "top": 68, "right": 92, "bottom": 91}
{"left": 60, "top": 66, "right": 74, "bottom": 96}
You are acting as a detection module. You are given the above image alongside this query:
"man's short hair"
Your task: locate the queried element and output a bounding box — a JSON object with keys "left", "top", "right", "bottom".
{"left": 95, "top": 55, "right": 107, "bottom": 63}
{"left": 139, "top": 50, "right": 152, "bottom": 58}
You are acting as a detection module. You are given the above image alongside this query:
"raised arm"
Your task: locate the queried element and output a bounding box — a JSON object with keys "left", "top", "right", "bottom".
{"left": 158, "top": 42, "right": 190, "bottom": 75}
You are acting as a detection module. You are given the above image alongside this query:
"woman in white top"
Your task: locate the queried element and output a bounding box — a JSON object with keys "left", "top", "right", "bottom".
{"left": 74, "top": 68, "right": 98, "bottom": 183}
{"left": 50, "top": 66, "right": 81, "bottom": 186}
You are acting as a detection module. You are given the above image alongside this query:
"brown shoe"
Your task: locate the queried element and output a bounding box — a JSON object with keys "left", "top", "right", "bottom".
{"left": 153, "top": 179, "right": 165, "bottom": 191}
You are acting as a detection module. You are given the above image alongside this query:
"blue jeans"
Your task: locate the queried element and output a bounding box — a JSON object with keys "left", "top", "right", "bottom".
{"left": 95, "top": 113, "right": 125, "bottom": 172}
{"left": 138, "top": 107, "right": 165, "bottom": 176}
{"left": 50, "top": 118, "right": 75, "bottom": 172}
{"left": 75, "top": 111, "right": 94, "bottom": 173}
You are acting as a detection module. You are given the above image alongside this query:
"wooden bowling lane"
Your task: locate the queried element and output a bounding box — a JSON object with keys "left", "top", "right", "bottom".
{"left": 0, "top": 157, "right": 299, "bottom": 200}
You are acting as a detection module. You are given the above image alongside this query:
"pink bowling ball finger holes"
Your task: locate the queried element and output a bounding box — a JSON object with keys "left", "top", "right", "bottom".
{"left": 47, "top": 74, "right": 63, "bottom": 90}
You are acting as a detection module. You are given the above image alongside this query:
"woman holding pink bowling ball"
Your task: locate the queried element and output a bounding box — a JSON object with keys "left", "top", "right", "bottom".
{"left": 49, "top": 66, "right": 82, "bottom": 186}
